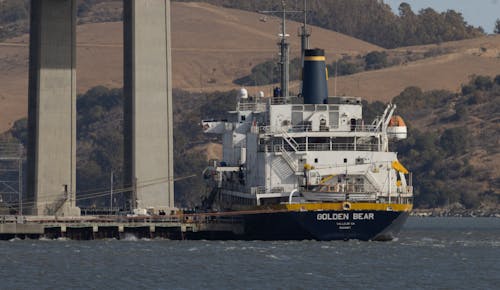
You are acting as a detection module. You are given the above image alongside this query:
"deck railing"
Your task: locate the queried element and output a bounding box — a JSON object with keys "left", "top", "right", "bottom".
{"left": 262, "top": 142, "right": 378, "bottom": 152}
{"left": 259, "top": 125, "right": 379, "bottom": 134}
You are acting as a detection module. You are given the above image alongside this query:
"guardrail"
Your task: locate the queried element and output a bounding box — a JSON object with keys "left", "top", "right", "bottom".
{"left": 259, "top": 125, "right": 379, "bottom": 134}
{"left": 264, "top": 142, "right": 378, "bottom": 152}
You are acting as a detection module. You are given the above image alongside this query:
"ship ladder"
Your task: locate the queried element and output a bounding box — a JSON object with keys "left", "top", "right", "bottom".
{"left": 280, "top": 129, "right": 299, "bottom": 152}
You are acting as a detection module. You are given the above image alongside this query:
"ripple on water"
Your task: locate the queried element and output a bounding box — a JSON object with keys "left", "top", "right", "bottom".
{"left": 0, "top": 217, "right": 498, "bottom": 289}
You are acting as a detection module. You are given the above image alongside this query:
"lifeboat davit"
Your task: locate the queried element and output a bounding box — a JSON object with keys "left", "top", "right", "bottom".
{"left": 387, "top": 115, "right": 407, "bottom": 140}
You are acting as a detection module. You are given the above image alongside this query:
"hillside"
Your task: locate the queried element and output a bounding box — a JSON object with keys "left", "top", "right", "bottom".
{"left": 1, "top": 2, "right": 499, "bottom": 132}
{"left": 176, "top": 0, "right": 485, "bottom": 48}
{"left": 199, "top": 34, "right": 500, "bottom": 103}
{"left": 1, "top": 3, "right": 499, "bottom": 133}
{"left": 392, "top": 76, "right": 500, "bottom": 210}
{"left": 0, "top": 2, "right": 380, "bottom": 133}
{"left": 327, "top": 35, "right": 500, "bottom": 102}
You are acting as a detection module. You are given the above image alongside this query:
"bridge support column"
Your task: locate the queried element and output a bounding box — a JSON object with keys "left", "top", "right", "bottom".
{"left": 123, "top": 0, "right": 174, "bottom": 212}
{"left": 27, "top": 0, "right": 80, "bottom": 216}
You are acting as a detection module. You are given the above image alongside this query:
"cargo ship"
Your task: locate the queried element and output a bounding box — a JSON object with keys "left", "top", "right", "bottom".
{"left": 200, "top": 3, "right": 413, "bottom": 241}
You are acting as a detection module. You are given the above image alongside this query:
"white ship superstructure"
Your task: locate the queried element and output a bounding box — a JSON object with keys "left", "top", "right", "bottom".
{"left": 202, "top": 92, "right": 413, "bottom": 210}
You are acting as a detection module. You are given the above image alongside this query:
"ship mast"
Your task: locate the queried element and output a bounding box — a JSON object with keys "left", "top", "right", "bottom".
{"left": 279, "top": 0, "right": 290, "bottom": 101}
{"left": 260, "top": 1, "right": 301, "bottom": 103}
{"left": 299, "top": 0, "right": 311, "bottom": 70}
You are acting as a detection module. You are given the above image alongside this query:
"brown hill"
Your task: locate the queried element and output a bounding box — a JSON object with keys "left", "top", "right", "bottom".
{"left": 0, "top": 2, "right": 379, "bottom": 133}
{"left": 1, "top": 2, "right": 500, "bottom": 133}
{"left": 326, "top": 35, "right": 500, "bottom": 102}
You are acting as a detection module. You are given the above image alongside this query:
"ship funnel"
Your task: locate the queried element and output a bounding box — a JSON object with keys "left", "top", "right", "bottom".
{"left": 302, "top": 49, "right": 328, "bottom": 104}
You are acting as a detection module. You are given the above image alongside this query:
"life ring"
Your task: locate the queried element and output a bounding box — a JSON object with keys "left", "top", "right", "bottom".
{"left": 342, "top": 202, "right": 351, "bottom": 211}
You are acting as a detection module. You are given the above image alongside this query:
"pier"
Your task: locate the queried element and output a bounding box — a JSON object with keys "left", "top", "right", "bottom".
{"left": 26, "top": 0, "right": 174, "bottom": 217}
{"left": 0, "top": 213, "right": 244, "bottom": 240}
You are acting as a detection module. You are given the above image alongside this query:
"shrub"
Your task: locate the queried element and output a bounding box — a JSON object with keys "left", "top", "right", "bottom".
{"left": 474, "top": 75, "right": 493, "bottom": 90}
{"left": 461, "top": 85, "right": 475, "bottom": 95}
{"left": 364, "top": 51, "right": 388, "bottom": 70}
{"left": 495, "top": 75, "right": 500, "bottom": 85}
{"left": 452, "top": 103, "right": 468, "bottom": 121}
{"left": 461, "top": 191, "right": 480, "bottom": 209}
{"left": 440, "top": 127, "right": 468, "bottom": 155}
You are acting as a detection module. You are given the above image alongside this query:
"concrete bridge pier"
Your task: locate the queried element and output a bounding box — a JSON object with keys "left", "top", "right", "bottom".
{"left": 123, "top": 0, "right": 175, "bottom": 213}
{"left": 27, "top": 0, "right": 80, "bottom": 216}
{"left": 27, "top": 0, "right": 174, "bottom": 216}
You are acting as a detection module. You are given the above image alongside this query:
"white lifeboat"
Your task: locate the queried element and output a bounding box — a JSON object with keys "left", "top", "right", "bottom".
{"left": 387, "top": 115, "right": 407, "bottom": 140}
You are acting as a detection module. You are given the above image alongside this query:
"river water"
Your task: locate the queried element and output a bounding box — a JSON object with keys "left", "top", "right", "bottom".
{"left": 0, "top": 217, "right": 498, "bottom": 290}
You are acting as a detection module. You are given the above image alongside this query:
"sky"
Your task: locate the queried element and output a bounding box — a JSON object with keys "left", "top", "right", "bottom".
{"left": 383, "top": 0, "right": 499, "bottom": 33}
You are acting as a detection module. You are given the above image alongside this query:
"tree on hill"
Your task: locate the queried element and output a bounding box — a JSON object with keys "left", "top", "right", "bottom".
{"left": 0, "top": 0, "right": 28, "bottom": 40}
{"left": 398, "top": 2, "right": 418, "bottom": 45}
{"left": 390, "top": 75, "right": 500, "bottom": 209}
{"left": 0, "top": 0, "right": 485, "bottom": 47}
{"left": 0, "top": 0, "right": 27, "bottom": 23}
{"left": 364, "top": 51, "right": 388, "bottom": 70}
{"left": 495, "top": 19, "right": 500, "bottom": 34}
{"left": 241, "top": 46, "right": 449, "bottom": 86}
{"left": 234, "top": 58, "right": 301, "bottom": 86}
{"left": 440, "top": 127, "right": 468, "bottom": 156}
{"left": 175, "top": 0, "right": 484, "bottom": 48}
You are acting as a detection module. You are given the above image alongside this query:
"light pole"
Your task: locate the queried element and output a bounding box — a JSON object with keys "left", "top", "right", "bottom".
{"left": 110, "top": 171, "right": 114, "bottom": 214}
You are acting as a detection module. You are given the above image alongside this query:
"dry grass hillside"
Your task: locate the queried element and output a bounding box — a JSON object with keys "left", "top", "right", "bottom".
{"left": 327, "top": 35, "right": 500, "bottom": 102}
{"left": 1, "top": 2, "right": 500, "bottom": 133}
{"left": 0, "top": 2, "right": 379, "bottom": 133}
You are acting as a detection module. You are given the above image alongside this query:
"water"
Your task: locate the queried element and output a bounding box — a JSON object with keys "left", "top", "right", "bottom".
{"left": 1, "top": 217, "right": 499, "bottom": 290}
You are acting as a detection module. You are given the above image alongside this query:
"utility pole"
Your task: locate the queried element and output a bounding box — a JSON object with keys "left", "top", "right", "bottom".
{"left": 110, "top": 171, "right": 114, "bottom": 214}
{"left": 18, "top": 144, "right": 23, "bottom": 215}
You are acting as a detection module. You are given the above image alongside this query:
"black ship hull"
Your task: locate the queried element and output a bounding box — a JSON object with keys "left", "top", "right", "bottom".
{"left": 235, "top": 209, "right": 409, "bottom": 241}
